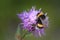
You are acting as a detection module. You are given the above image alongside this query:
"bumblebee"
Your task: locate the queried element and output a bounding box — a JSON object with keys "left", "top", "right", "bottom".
{"left": 36, "top": 11, "right": 46, "bottom": 29}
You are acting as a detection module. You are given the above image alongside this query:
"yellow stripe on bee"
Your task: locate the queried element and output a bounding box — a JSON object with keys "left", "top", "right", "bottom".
{"left": 37, "top": 12, "right": 43, "bottom": 17}
{"left": 37, "top": 24, "right": 43, "bottom": 27}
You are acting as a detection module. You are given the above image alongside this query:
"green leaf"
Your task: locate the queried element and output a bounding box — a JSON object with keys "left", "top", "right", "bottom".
{"left": 16, "top": 23, "right": 23, "bottom": 36}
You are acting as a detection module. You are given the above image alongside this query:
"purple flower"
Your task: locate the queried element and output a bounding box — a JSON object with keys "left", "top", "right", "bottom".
{"left": 17, "top": 7, "right": 49, "bottom": 37}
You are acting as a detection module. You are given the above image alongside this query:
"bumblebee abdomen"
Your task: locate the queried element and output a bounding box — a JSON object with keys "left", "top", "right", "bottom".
{"left": 37, "top": 24, "right": 44, "bottom": 29}
{"left": 37, "top": 26, "right": 44, "bottom": 29}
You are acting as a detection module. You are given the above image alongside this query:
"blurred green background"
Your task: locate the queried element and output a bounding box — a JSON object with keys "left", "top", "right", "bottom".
{"left": 0, "top": 0, "right": 60, "bottom": 40}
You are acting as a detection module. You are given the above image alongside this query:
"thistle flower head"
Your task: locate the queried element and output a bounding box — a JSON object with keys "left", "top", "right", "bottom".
{"left": 17, "top": 7, "right": 49, "bottom": 37}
